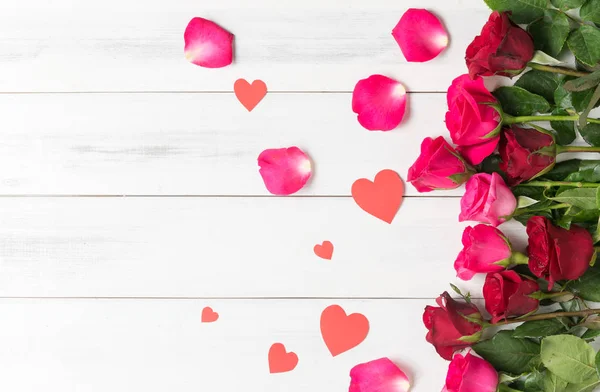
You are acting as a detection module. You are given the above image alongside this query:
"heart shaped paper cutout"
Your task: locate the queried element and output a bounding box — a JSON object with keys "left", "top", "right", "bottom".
{"left": 314, "top": 241, "right": 334, "bottom": 260}
{"left": 320, "top": 305, "right": 370, "bottom": 357}
{"left": 351, "top": 169, "right": 404, "bottom": 224}
{"left": 234, "top": 79, "right": 267, "bottom": 111}
{"left": 268, "top": 343, "right": 298, "bottom": 374}
{"left": 201, "top": 306, "right": 219, "bottom": 323}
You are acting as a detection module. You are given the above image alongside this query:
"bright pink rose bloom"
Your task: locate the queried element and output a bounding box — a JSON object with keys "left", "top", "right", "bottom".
{"left": 459, "top": 173, "right": 516, "bottom": 227}
{"left": 349, "top": 357, "right": 410, "bottom": 392}
{"left": 442, "top": 353, "right": 498, "bottom": 392}
{"left": 446, "top": 75, "right": 502, "bottom": 165}
{"left": 408, "top": 137, "right": 473, "bottom": 192}
{"left": 454, "top": 224, "right": 511, "bottom": 281}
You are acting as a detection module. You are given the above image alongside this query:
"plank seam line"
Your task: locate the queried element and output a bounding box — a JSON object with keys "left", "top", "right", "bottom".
{"left": 0, "top": 91, "right": 445, "bottom": 95}
{"left": 0, "top": 195, "right": 461, "bottom": 199}
{"left": 0, "top": 296, "right": 483, "bottom": 300}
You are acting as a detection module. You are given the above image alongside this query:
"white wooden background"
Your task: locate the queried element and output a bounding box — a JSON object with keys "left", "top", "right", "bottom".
{"left": 0, "top": 0, "right": 513, "bottom": 391}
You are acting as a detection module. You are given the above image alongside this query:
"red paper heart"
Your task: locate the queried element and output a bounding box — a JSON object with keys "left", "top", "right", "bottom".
{"left": 320, "top": 305, "right": 370, "bottom": 357}
{"left": 234, "top": 79, "right": 267, "bottom": 111}
{"left": 314, "top": 241, "right": 334, "bottom": 260}
{"left": 351, "top": 169, "right": 404, "bottom": 224}
{"left": 201, "top": 306, "right": 219, "bottom": 323}
{"left": 268, "top": 343, "right": 298, "bottom": 374}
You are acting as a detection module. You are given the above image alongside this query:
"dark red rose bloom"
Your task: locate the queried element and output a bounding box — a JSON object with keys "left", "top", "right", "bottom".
{"left": 483, "top": 270, "right": 539, "bottom": 323}
{"left": 527, "top": 216, "right": 595, "bottom": 289}
{"left": 499, "top": 126, "right": 556, "bottom": 186}
{"left": 423, "top": 292, "right": 482, "bottom": 360}
{"left": 466, "top": 12, "right": 535, "bottom": 79}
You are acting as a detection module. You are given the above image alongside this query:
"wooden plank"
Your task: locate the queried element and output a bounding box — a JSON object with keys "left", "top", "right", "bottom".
{"left": 0, "top": 0, "right": 490, "bottom": 92}
{"left": 0, "top": 197, "right": 526, "bottom": 297}
{"left": 0, "top": 298, "right": 453, "bottom": 391}
{"left": 0, "top": 92, "right": 462, "bottom": 196}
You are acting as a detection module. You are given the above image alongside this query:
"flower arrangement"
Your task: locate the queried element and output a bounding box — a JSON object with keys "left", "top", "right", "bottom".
{"left": 409, "top": 1, "right": 600, "bottom": 390}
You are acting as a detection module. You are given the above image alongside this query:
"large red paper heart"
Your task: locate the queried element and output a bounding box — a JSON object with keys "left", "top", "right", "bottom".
{"left": 234, "top": 79, "right": 267, "bottom": 111}
{"left": 320, "top": 305, "right": 370, "bottom": 357}
{"left": 201, "top": 306, "right": 219, "bottom": 323}
{"left": 314, "top": 241, "right": 334, "bottom": 260}
{"left": 268, "top": 343, "right": 298, "bottom": 374}
{"left": 351, "top": 169, "right": 404, "bottom": 224}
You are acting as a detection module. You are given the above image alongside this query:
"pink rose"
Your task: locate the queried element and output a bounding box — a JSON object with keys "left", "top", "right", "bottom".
{"left": 459, "top": 173, "right": 516, "bottom": 227}
{"left": 408, "top": 137, "right": 474, "bottom": 193}
{"left": 442, "top": 353, "right": 498, "bottom": 392}
{"left": 446, "top": 75, "right": 502, "bottom": 165}
{"left": 454, "top": 224, "right": 511, "bottom": 280}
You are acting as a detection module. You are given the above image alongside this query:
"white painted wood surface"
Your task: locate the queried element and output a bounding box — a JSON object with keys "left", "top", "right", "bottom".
{"left": 0, "top": 0, "right": 519, "bottom": 391}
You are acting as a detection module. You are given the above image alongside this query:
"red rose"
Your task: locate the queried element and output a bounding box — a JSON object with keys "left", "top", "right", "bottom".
{"left": 483, "top": 270, "right": 539, "bottom": 323}
{"left": 408, "top": 137, "right": 474, "bottom": 192}
{"left": 423, "top": 292, "right": 482, "bottom": 360}
{"left": 499, "top": 126, "right": 556, "bottom": 186}
{"left": 466, "top": 12, "right": 535, "bottom": 79}
{"left": 445, "top": 74, "right": 502, "bottom": 165}
{"left": 527, "top": 216, "right": 595, "bottom": 289}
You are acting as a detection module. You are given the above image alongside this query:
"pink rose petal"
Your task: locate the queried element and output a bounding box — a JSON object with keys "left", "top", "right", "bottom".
{"left": 349, "top": 358, "right": 411, "bottom": 392}
{"left": 352, "top": 75, "right": 407, "bottom": 131}
{"left": 392, "top": 9, "right": 449, "bottom": 62}
{"left": 258, "top": 147, "right": 312, "bottom": 195}
{"left": 184, "top": 17, "right": 234, "bottom": 68}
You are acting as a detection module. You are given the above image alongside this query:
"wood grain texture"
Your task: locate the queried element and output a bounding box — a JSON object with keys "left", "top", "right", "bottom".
{"left": 0, "top": 92, "right": 460, "bottom": 196}
{"left": 0, "top": 298, "right": 450, "bottom": 392}
{"left": 0, "top": 197, "right": 526, "bottom": 298}
{"left": 0, "top": 0, "right": 489, "bottom": 92}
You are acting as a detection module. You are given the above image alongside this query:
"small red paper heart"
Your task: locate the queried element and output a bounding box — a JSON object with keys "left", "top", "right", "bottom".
{"left": 201, "top": 307, "right": 219, "bottom": 323}
{"left": 268, "top": 343, "right": 298, "bottom": 374}
{"left": 234, "top": 79, "right": 267, "bottom": 111}
{"left": 314, "top": 241, "right": 334, "bottom": 260}
{"left": 320, "top": 305, "right": 370, "bottom": 357}
{"left": 351, "top": 169, "right": 404, "bottom": 224}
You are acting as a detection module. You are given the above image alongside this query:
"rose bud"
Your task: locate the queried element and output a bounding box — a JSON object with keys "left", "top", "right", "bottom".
{"left": 459, "top": 173, "right": 517, "bottom": 227}
{"left": 527, "top": 216, "right": 595, "bottom": 289}
{"left": 442, "top": 352, "right": 498, "bottom": 392}
{"left": 407, "top": 137, "right": 474, "bottom": 192}
{"left": 499, "top": 126, "right": 556, "bottom": 186}
{"left": 423, "top": 292, "right": 482, "bottom": 361}
{"left": 483, "top": 270, "right": 539, "bottom": 323}
{"left": 466, "top": 11, "right": 535, "bottom": 79}
{"left": 454, "top": 225, "right": 511, "bottom": 281}
{"left": 445, "top": 74, "right": 503, "bottom": 165}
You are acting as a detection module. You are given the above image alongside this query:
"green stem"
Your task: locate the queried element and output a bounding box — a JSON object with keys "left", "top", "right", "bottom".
{"left": 557, "top": 145, "right": 600, "bottom": 153}
{"left": 504, "top": 114, "right": 600, "bottom": 125}
{"left": 518, "top": 181, "right": 600, "bottom": 188}
{"left": 527, "top": 62, "right": 589, "bottom": 77}
{"left": 494, "top": 308, "right": 600, "bottom": 326}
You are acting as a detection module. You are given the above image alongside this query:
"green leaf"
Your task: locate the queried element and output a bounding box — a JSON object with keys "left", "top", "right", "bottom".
{"left": 550, "top": 109, "right": 577, "bottom": 145}
{"left": 524, "top": 369, "right": 545, "bottom": 392}
{"left": 564, "top": 160, "right": 600, "bottom": 182}
{"left": 494, "top": 86, "right": 551, "bottom": 116}
{"left": 563, "top": 70, "right": 600, "bottom": 92}
{"left": 565, "top": 375, "right": 600, "bottom": 392}
{"left": 570, "top": 263, "right": 600, "bottom": 301}
{"left": 581, "top": 0, "right": 600, "bottom": 25}
{"left": 541, "top": 335, "right": 597, "bottom": 384}
{"left": 580, "top": 123, "right": 600, "bottom": 147}
{"left": 545, "top": 372, "right": 570, "bottom": 391}
{"left": 582, "top": 328, "right": 600, "bottom": 340}
{"left": 517, "top": 70, "right": 561, "bottom": 103}
{"left": 543, "top": 159, "right": 583, "bottom": 181}
{"left": 580, "top": 84, "right": 600, "bottom": 129}
{"left": 551, "top": 188, "right": 599, "bottom": 210}
{"left": 567, "top": 26, "right": 600, "bottom": 67}
{"left": 474, "top": 330, "right": 540, "bottom": 374}
{"left": 528, "top": 10, "right": 571, "bottom": 58}
{"left": 483, "top": 0, "right": 546, "bottom": 23}
{"left": 513, "top": 319, "right": 568, "bottom": 339}
{"left": 551, "top": 0, "right": 585, "bottom": 9}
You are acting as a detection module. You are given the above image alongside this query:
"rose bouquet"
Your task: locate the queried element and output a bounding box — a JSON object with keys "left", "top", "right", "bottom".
{"left": 409, "top": 1, "right": 600, "bottom": 390}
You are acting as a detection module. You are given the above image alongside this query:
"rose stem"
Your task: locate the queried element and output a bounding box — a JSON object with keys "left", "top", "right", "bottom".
{"left": 527, "top": 62, "right": 589, "bottom": 77}
{"left": 495, "top": 308, "right": 600, "bottom": 326}
{"left": 517, "top": 181, "right": 600, "bottom": 188}
{"left": 504, "top": 114, "right": 600, "bottom": 125}
{"left": 557, "top": 145, "right": 600, "bottom": 153}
